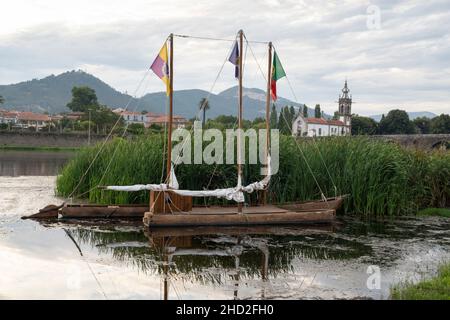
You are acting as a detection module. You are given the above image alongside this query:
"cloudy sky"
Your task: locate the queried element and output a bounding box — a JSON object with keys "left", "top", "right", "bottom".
{"left": 1, "top": 0, "right": 449, "bottom": 115}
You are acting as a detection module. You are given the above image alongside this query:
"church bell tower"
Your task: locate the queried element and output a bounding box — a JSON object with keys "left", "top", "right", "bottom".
{"left": 338, "top": 80, "right": 352, "bottom": 135}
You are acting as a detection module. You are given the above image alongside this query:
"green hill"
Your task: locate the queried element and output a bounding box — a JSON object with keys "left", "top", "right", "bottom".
{"left": 0, "top": 70, "right": 311, "bottom": 119}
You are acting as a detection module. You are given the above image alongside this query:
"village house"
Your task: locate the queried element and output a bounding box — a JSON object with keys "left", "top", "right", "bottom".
{"left": 15, "top": 112, "right": 51, "bottom": 130}
{"left": 1, "top": 110, "right": 52, "bottom": 130}
{"left": 0, "top": 109, "right": 18, "bottom": 125}
{"left": 292, "top": 81, "right": 352, "bottom": 137}
{"left": 113, "top": 109, "right": 148, "bottom": 125}
{"left": 113, "top": 108, "right": 188, "bottom": 128}
{"left": 147, "top": 114, "right": 188, "bottom": 128}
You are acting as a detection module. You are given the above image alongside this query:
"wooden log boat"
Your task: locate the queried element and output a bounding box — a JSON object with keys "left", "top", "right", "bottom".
{"left": 278, "top": 194, "right": 348, "bottom": 211}
{"left": 143, "top": 207, "right": 335, "bottom": 227}
{"left": 22, "top": 194, "right": 345, "bottom": 222}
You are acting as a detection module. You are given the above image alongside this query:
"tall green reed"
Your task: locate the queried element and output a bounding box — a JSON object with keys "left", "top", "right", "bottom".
{"left": 56, "top": 135, "right": 450, "bottom": 217}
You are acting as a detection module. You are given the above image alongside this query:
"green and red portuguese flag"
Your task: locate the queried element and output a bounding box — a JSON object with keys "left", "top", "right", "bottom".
{"left": 270, "top": 51, "right": 286, "bottom": 101}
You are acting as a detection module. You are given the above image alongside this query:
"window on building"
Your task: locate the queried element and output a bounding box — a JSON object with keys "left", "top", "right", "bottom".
{"left": 318, "top": 128, "right": 322, "bottom": 136}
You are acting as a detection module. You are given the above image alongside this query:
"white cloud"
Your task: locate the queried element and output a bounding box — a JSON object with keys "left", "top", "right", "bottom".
{"left": 0, "top": 0, "right": 449, "bottom": 115}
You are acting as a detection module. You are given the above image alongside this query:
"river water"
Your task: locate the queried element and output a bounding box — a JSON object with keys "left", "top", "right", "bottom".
{"left": 0, "top": 151, "right": 449, "bottom": 300}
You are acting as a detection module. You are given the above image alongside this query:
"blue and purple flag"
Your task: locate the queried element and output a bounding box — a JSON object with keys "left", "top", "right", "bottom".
{"left": 228, "top": 41, "right": 240, "bottom": 79}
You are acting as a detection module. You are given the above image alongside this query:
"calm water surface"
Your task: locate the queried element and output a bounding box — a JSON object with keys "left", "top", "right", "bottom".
{"left": 0, "top": 151, "right": 449, "bottom": 299}
{"left": 0, "top": 150, "right": 74, "bottom": 176}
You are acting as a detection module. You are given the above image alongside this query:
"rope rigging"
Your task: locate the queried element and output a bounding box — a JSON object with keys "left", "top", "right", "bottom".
{"left": 246, "top": 41, "right": 331, "bottom": 202}
{"left": 67, "top": 31, "right": 336, "bottom": 206}
{"left": 273, "top": 45, "right": 338, "bottom": 197}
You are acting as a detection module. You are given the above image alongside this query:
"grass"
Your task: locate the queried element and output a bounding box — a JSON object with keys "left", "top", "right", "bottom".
{"left": 391, "top": 263, "right": 450, "bottom": 300}
{"left": 55, "top": 135, "right": 450, "bottom": 217}
{"left": 417, "top": 208, "right": 450, "bottom": 218}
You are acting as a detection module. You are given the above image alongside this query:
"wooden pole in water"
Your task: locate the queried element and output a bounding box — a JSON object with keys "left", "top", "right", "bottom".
{"left": 237, "top": 30, "right": 244, "bottom": 214}
{"left": 167, "top": 34, "right": 174, "bottom": 180}
{"left": 263, "top": 42, "right": 272, "bottom": 205}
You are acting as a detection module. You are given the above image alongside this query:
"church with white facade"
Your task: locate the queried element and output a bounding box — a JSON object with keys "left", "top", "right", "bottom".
{"left": 292, "top": 81, "right": 352, "bottom": 137}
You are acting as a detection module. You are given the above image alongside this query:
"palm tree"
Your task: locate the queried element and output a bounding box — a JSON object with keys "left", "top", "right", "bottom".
{"left": 199, "top": 97, "right": 210, "bottom": 127}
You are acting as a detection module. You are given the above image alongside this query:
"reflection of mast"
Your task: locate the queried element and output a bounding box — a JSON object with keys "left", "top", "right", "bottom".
{"left": 160, "top": 236, "right": 176, "bottom": 300}
{"left": 233, "top": 237, "right": 242, "bottom": 300}
{"left": 233, "top": 254, "right": 240, "bottom": 299}
{"left": 163, "top": 249, "right": 169, "bottom": 300}
{"left": 260, "top": 244, "right": 269, "bottom": 299}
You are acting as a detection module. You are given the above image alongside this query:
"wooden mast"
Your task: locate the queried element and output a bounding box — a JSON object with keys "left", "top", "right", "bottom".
{"left": 237, "top": 30, "right": 244, "bottom": 214}
{"left": 263, "top": 42, "right": 272, "bottom": 205}
{"left": 167, "top": 33, "right": 174, "bottom": 180}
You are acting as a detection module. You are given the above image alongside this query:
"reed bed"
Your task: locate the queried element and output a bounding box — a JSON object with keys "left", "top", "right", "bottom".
{"left": 56, "top": 135, "right": 450, "bottom": 217}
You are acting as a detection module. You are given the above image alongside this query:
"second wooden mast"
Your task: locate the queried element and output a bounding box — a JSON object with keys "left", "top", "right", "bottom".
{"left": 264, "top": 42, "right": 272, "bottom": 204}
{"left": 237, "top": 30, "right": 244, "bottom": 213}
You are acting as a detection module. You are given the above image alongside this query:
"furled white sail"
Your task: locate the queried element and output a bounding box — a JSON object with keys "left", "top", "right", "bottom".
{"left": 106, "top": 184, "right": 169, "bottom": 192}
{"left": 105, "top": 155, "right": 272, "bottom": 203}
{"left": 172, "top": 187, "right": 244, "bottom": 202}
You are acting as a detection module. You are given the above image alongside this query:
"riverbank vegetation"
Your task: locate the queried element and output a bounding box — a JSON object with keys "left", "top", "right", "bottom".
{"left": 351, "top": 110, "right": 450, "bottom": 135}
{"left": 417, "top": 208, "right": 450, "bottom": 218}
{"left": 391, "top": 263, "right": 450, "bottom": 300}
{"left": 56, "top": 136, "right": 450, "bottom": 217}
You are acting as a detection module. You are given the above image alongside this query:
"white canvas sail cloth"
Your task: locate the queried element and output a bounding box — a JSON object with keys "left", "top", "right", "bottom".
{"left": 105, "top": 164, "right": 179, "bottom": 192}
{"left": 105, "top": 156, "right": 272, "bottom": 203}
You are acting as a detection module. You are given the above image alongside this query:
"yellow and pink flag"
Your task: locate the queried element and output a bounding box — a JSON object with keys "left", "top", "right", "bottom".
{"left": 150, "top": 42, "right": 170, "bottom": 95}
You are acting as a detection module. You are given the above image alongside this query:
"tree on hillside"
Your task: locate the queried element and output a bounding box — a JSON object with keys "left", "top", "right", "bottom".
{"left": 378, "top": 109, "right": 415, "bottom": 134}
{"left": 314, "top": 104, "right": 321, "bottom": 118}
{"left": 351, "top": 115, "right": 378, "bottom": 135}
{"left": 413, "top": 117, "right": 431, "bottom": 134}
{"left": 199, "top": 97, "right": 210, "bottom": 127}
{"left": 430, "top": 114, "right": 450, "bottom": 134}
{"left": 302, "top": 105, "right": 308, "bottom": 118}
{"left": 67, "top": 86, "right": 99, "bottom": 112}
{"left": 0, "top": 95, "right": 4, "bottom": 105}
{"left": 270, "top": 104, "right": 278, "bottom": 129}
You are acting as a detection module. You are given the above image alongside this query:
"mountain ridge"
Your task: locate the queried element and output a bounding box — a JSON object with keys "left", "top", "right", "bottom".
{"left": 0, "top": 71, "right": 310, "bottom": 119}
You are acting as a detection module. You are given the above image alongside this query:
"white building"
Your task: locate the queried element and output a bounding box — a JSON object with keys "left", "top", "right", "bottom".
{"left": 0, "top": 110, "right": 18, "bottom": 125}
{"left": 293, "top": 117, "right": 348, "bottom": 137}
{"left": 113, "top": 109, "right": 147, "bottom": 125}
{"left": 292, "top": 81, "right": 352, "bottom": 137}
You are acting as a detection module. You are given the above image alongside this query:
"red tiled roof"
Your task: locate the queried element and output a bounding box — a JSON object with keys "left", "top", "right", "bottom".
{"left": 328, "top": 119, "right": 345, "bottom": 126}
{"left": 121, "top": 111, "right": 144, "bottom": 116}
{"left": 17, "top": 112, "right": 50, "bottom": 122}
{"left": 0, "top": 111, "right": 18, "bottom": 118}
{"left": 305, "top": 118, "right": 328, "bottom": 125}
{"left": 149, "top": 115, "right": 188, "bottom": 123}
{"left": 145, "top": 112, "right": 163, "bottom": 118}
{"left": 305, "top": 117, "right": 345, "bottom": 126}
